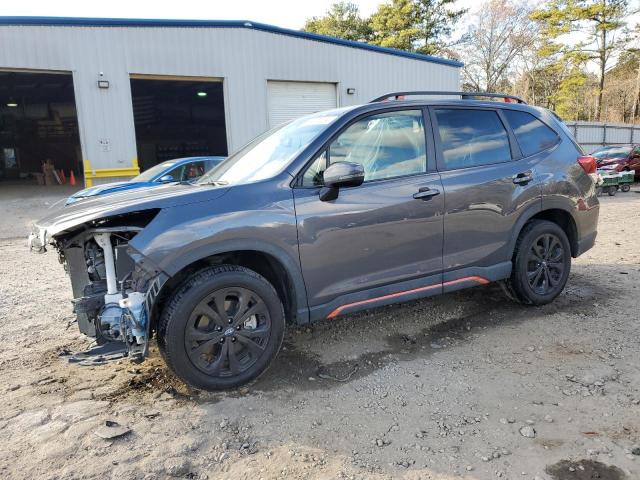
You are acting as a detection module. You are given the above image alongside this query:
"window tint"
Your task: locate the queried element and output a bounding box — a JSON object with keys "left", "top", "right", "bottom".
{"left": 503, "top": 110, "right": 559, "bottom": 157}
{"left": 182, "top": 161, "right": 207, "bottom": 181}
{"left": 435, "top": 109, "right": 511, "bottom": 170}
{"left": 164, "top": 165, "right": 184, "bottom": 181}
{"left": 303, "top": 110, "right": 426, "bottom": 186}
{"left": 302, "top": 151, "right": 328, "bottom": 186}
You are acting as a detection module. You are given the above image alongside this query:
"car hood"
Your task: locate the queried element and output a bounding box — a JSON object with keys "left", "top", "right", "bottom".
{"left": 34, "top": 183, "right": 231, "bottom": 238}
{"left": 69, "top": 181, "right": 146, "bottom": 198}
{"left": 596, "top": 156, "right": 625, "bottom": 166}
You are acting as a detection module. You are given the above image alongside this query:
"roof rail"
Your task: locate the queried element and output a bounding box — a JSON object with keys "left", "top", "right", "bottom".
{"left": 370, "top": 91, "right": 527, "bottom": 104}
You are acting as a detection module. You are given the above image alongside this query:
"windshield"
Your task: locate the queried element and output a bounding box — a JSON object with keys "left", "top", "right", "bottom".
{"left": 132, "top": 160, "right": 178, "bottom": 182}
{"left": 197, "top": 109, "right": 347, "bottom": 185}
{"left": 591, "top": 146, "right": 631, "bottom": 160}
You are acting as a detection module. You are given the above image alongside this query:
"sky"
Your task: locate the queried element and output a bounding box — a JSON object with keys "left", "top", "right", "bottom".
{"left": 0, "top": 0, "right": 478, "bottom": 31}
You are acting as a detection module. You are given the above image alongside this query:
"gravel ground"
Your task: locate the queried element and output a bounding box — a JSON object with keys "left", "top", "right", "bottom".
{"left": 0, "top": 185, "right": 639, "bottom": 480}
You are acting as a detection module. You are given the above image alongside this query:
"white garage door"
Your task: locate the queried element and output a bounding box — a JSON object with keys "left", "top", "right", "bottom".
{"left": 267, "top": 81, "right": 337, "bottom": 128}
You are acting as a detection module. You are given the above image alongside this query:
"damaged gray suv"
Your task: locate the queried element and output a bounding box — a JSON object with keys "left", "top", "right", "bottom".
{"left": 29, "top": 92, "right": 599, "bottom": 391}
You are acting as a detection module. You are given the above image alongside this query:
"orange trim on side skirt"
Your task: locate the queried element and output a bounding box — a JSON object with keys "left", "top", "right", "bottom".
{"left": 326, "top": 275, "right": 489, "bottom": 319}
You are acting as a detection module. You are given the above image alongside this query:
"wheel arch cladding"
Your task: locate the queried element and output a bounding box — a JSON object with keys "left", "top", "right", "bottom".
{"left": 150, "top": 246, "right": 307, "bottom": 332}
{"left": 527, "top": 209, "right": 578, "bottom": 257}
{"left": 510, "top": 206, "right": 578, "bottom": 259}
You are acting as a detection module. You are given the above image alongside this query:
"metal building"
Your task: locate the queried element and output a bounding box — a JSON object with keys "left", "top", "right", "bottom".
{"left": 0, "top": 17, "right": 462, "bottom": 186}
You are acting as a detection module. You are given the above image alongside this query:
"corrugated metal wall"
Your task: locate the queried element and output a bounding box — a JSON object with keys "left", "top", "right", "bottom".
{"left": 0, "top": 25, "right": 460, "bottom": 185}
{"left": 564, "top": 121, "right": 640, "bottom": 153}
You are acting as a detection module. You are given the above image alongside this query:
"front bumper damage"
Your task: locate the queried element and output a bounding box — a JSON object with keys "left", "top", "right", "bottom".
{"left": 30, "top": 222, "right": 167, "bottom": 363}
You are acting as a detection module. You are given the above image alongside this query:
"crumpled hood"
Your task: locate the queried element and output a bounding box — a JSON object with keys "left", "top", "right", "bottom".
{"left": 596, "top": 156, "right": 625, "bottom": 167}
{"left": 34, "top": 183, "right": 231, "bottom": 238}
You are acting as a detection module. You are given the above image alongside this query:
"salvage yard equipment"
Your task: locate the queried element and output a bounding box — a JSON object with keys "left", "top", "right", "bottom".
{"left": 618, "top": 170, "right": 634, "bottom": 192}
{"left": 596, "top": 170, "right": 634, "bottom": 196}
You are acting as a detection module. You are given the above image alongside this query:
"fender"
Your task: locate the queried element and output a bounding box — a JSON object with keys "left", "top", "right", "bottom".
{"left": 506, "top": 195, "right": 580, "bottom": 259}
{"left": 540, "top": 194, "right": 582, "bottom": 235}
{"left": 160, "top": 238, "right": 310, "bottom": 324}
{"left": 505, "top": 200, "right": 543, "bottom": 259}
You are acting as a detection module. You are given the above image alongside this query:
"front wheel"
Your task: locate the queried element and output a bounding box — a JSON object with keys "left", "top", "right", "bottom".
{"left": 158, "top": 265, "right": 285, "bottom": 390}
{"left": 506, "top": 220, "right": 571, "bottom": 305}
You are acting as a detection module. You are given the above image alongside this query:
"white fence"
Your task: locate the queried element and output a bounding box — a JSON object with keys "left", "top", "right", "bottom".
{"left": 564, "top": 121, "right": 640, "bottom": 153}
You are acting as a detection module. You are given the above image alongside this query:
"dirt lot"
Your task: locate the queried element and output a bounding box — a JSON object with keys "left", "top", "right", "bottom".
{"left": 0, "top": 184, "right": 639, "bottom": 480}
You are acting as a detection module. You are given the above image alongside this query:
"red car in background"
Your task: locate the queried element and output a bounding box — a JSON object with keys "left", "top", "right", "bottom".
{"left": 591, "top": 144, "right": 640, "bottom": 176}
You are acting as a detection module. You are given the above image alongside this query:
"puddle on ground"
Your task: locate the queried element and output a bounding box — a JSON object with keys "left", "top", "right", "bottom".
{"left": 546, "top": 459, "right": 626, "bottom": 480}
{"left": 248, "top": 300, "right": 498, "bottom": 393}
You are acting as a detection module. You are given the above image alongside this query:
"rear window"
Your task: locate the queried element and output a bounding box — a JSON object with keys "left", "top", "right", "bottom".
{"left": 503, "top": 110, "right": 559, "bottom": 157}
{"left": 435, "top": 109, "right": 512, "bottom": 170}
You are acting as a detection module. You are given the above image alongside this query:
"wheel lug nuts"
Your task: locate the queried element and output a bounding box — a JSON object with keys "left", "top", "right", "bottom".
{"left": 228, "top": 319, "right": 232, "bottom": 324}
{"left": 236, "top": 325, "right": 241, "bottom": 330}
{"left": 231, "top": 337, "right": 237, "bottom": 342}
{"left": 219, "top": 338, "right": 225, "bottom": 343}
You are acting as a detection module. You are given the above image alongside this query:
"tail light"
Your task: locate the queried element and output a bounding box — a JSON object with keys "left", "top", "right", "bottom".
{"left": 577, "top": 156, "right": 596, "bottom": 174}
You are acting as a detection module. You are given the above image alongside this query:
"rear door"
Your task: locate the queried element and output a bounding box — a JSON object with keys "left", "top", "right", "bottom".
{"left": 293, "top": 108, "right": 444, "bottom": 317}
{"left": 430, "top": 107, "right": 548, "bottom": 280}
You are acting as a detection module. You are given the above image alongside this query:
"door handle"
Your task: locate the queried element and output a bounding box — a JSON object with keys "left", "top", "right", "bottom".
{"left": 413, "top": 187, "right": 440, "bottom": 200}
{"left": 513, "top": 171, "right": 533, "bottom": 185}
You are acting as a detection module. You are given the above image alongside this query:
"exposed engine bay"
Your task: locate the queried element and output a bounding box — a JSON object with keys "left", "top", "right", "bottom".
{"left": 29, "top": 210, "right": 164, "bottom": 362}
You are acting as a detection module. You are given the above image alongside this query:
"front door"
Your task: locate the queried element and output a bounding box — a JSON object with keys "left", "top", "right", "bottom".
{"left": 292, "top": 109, "right": 444, "bottom": 319}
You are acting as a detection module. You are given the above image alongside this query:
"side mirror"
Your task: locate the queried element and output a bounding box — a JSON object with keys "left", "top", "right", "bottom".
{"left": 320, "top": 162, "right": 365, "bottom": 201}
{"left": 158, "top": 174, "right": 175, "bottom": 183}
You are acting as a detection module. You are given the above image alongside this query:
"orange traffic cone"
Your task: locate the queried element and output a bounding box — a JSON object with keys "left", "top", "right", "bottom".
{"left": 69, "top": 170, "right": 76, "bottom": 186}
{"left": 59, "top": 169, "right": 66, "bottom": 184}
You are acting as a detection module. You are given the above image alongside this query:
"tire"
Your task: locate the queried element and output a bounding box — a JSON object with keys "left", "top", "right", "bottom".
{"left": 506, "top": 220, "right": 571, "bottom": 306}
{"left": 157, "top": 265, "right": 285, "bottom": 390}
{"left": 595, "top": 186, "right": 603, "bottom": 197}
{"left": 621, "top": 184, "right": 631, "bottom": 193}
{"left": 608, "top": 186, "right": 616, "bottom": 196}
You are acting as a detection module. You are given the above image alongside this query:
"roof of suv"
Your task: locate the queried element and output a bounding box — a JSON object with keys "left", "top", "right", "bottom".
{"left": 349, "top": 98, "right": 548, "bottom": 118}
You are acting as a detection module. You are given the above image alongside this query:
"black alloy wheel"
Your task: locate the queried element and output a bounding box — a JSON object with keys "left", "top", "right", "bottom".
{"left": 184, "top": 287, "right": 271, "bottom": 377}
{"left": 158, "top": 265, "right": 285, "bottom": 390}
{"left": 526, "top": 233, "right": 566, "bottom": 296}
{"left": 507, "top": 220, "right": 571, "bottom": 305}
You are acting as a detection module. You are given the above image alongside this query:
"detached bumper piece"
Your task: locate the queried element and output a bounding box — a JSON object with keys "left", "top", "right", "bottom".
{"left": 65, "top": 342, "right": 129, "bottom": 366}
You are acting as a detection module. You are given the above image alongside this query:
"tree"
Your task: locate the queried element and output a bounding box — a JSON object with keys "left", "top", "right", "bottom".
{"left": 369, "top": 0, "right": 467, "bottom": 55}
{"left": 531, "top": 0, "right": 631, "bottom": 121}
{"left": 461, "top": 0, "right": 537, "bottom": 92}
{"left": 303, "top": 2, "right": 372, "bottom": 42}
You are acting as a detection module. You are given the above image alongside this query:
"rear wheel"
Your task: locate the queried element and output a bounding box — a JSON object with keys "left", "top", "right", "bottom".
{"left": 158, "top": 265, "right": 285, "bottom": 390}
{"left": 506, "top": 220, "right": 571, "bottom": 305}
{"left": 608, "top": 186, "right": 617, "bottom": 196}
{"left": 621, "top": 184, "right": 631, "bottom": 193}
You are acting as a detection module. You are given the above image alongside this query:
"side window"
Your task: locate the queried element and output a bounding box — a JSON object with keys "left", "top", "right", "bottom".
{"left": 302, "top": 151, "right": 328, "bottom": 186}
{"left": 435, "top": 109, "right": 511, "bottom": 170}
{"left": 503, "top": 110, "right": 559, "bottom": 157}
{"left": 163, "top": 165, "right": 184, "bottom": 182}
{"left": 302, "top": 110, "right": 427, "bottom": 186}
{"left": 183, "top": 161, "right": 206, "bottom": 181}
